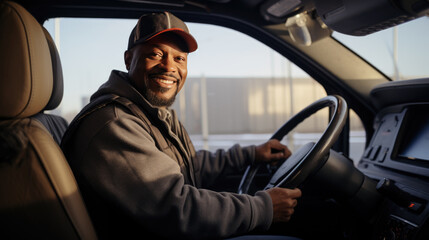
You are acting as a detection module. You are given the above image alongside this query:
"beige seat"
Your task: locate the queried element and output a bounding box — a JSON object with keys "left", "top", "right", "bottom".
{"left": 0, "top": 1, "right": 97, "bottom": 239}
{"left": 33, "top": 26, "right": 70, "bottom": 145}
{"left": 32, "top": 28, "right": 68, "bottom": 145}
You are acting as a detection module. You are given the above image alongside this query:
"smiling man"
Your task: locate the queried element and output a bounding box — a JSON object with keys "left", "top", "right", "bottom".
{"left": 125, "top": 32, "right": 190, "bottom": 108}
{"left": 62, "top": 12, "right": 301, "bottom": 240}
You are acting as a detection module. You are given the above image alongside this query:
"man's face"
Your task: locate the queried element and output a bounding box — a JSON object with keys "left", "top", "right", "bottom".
{"left": 125, "top": 34, "right": 188, "bottom": 108}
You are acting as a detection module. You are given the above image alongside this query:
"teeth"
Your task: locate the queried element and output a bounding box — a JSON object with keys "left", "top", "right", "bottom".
{"left": 159, "top": 79, "right": 174, "bottom": 84}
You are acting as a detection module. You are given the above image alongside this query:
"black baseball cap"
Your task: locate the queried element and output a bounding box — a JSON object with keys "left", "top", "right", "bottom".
{"left": 127, "top": 12, "right": 198, "bottom": 52}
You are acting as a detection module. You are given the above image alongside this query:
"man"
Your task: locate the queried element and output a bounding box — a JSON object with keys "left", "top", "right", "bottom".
{"left": 62, "top": 12, "right": 301, "bottom": 240}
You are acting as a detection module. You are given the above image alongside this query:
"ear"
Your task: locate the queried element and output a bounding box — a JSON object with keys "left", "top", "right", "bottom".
{"left": 124, "top": 50, "right": 132, "bottom": 71}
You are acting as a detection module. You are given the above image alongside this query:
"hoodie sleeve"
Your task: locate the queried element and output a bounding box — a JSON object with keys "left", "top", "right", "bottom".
{"left": 73, "top": 108, "right": 273, "bottom": 239}
{"left": 193, "top": 145, "right": 256, "bottom": 189}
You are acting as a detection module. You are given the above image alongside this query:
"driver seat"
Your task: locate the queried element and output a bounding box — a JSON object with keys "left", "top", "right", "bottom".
{"left": 0, "top": 1, "right": 97, "bottom": 239}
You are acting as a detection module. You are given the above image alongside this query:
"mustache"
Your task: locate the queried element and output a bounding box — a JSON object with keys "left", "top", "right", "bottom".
{"left": 148, "top": 73, "right": 180, "bottom": 82}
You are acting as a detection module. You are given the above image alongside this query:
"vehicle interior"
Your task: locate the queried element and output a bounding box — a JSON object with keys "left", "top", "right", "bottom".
{"left": 1, "top": 0, "right": 428, "bottom": 239}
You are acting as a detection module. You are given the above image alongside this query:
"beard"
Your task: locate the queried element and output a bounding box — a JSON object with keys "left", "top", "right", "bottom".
{"left": 141, "top": 84, "right": 178, "bottom": 107}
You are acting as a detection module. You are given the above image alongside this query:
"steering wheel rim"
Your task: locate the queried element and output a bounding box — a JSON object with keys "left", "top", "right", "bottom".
{"left": 238, "top": 95, "right": 348, "bottom": 194}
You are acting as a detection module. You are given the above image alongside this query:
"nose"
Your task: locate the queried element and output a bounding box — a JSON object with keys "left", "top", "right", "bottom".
{"left": 159, "top": 55, "right": 176, "bottom": 72}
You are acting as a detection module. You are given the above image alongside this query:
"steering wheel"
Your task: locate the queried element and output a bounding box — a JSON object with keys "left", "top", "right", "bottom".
{"left": 238, "top": 95, "right": 348, "bottom": 194}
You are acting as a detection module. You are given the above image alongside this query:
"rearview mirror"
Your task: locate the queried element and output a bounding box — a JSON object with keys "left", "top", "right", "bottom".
{"left": 285, "top": 12, "right": 332, "bottom": 46}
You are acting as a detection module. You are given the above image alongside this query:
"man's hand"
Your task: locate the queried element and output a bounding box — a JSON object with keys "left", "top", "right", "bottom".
{"left": 266, "top": 187, "right": 302, "bottom": 222}
{"left": 255, "top": 139, "right": 291, "bottom": 164}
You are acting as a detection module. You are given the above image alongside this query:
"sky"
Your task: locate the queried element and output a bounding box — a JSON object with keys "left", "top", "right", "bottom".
{"left": 43, "top": 16, "right": 429, "bottom": 114}
{"left": 43, "top": 19, "right": 307, "bottom": 80}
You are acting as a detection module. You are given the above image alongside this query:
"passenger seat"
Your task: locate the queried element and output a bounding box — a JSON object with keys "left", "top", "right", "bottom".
{"left": 0, "top": 1, "right": 97, "bottom": 239}
{"left": 32, "top": 27, "right": 69, "bottom": 144}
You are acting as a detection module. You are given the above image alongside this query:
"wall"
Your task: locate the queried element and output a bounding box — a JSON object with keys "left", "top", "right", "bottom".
{"left": 172, "top": 77, "right": 364, "bottom": 135}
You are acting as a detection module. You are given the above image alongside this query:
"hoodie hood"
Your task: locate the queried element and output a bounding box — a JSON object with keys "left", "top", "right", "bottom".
{"left": 91, "top": 70, "right": 159, "bottom": 118}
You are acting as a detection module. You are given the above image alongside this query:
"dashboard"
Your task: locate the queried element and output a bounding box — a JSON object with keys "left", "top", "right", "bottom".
{"left": 361, "top": 104, "right": 429, "bottom": 176}
{"left": 357, "top": 78, "right": 429, "bottom": 239}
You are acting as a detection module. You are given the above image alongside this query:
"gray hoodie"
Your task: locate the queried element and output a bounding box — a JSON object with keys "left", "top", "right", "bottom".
{"left": 62, "top": 70, "right": 273, "bottom": 239}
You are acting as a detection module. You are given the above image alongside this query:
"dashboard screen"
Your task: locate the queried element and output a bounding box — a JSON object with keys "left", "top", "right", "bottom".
{"left": 398, "top": 110, "right": 429, "bottom": 162}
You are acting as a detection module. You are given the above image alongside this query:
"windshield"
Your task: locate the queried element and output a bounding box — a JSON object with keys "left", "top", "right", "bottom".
{"left": 43, "top": 18, "right": 366, "bottom": 163}
{"left": 333, "top": 17, "right": 429, "bottom": 81}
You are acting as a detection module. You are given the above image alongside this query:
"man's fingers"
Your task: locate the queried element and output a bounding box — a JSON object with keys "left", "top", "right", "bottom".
{"left": 267, "top": 187, "right": 301, "bottom": 223}
{"left": 288, "top": 188, "right": 302, "bottom": 198}
{"left": 292, "top": 199, "right": 298, "bottom": 207}
{"left": 271, "top": 152, "right": 285, "bottom": 160}
{"left": 269, "top": 139, "right": 291, "bottom": 158}
{"left": 255, "top": 139, "right": 291, "bottom": 164}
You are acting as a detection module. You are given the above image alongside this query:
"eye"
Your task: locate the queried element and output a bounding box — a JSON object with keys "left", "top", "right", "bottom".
{"left": 149, "top": 51, "right": 162, "bottom": 59}
{"left": 176, "top": 55, "right": 186, "bottom": 62}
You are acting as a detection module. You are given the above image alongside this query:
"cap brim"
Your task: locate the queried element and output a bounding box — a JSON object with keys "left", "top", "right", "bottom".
{"left": 146, "top": 28, "right": 198, "bottom": 53}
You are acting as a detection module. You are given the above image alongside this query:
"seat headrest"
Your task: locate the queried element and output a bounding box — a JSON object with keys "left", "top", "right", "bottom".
{"left": 0, "top": 1, "right": 53, "bottom": 119}
{"left": 43, "top": 28, "right": 64, "bottom": 111}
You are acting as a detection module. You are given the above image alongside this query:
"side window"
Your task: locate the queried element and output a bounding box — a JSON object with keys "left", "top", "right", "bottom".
{"left": 44, "top": 19, "right": 364, "bottom": 163}
{"left": 43, "top": 18, "right": 134, "bottom": 121}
